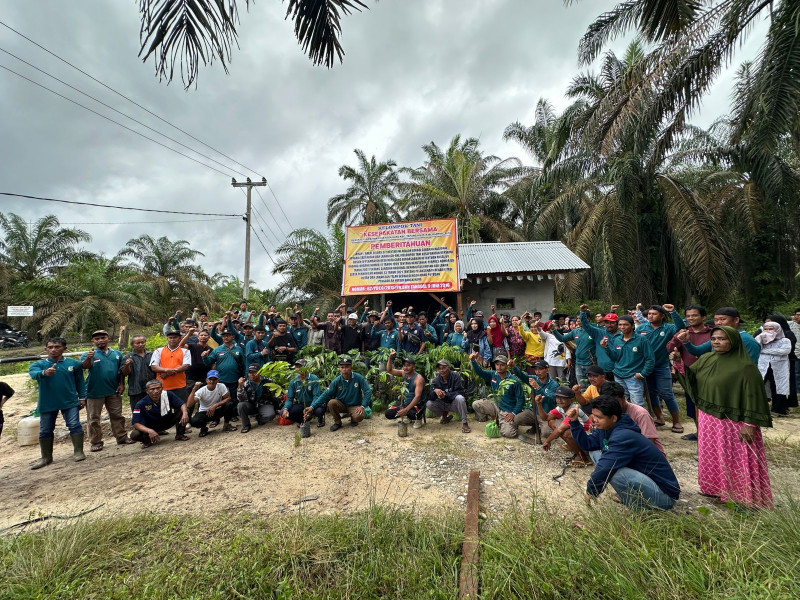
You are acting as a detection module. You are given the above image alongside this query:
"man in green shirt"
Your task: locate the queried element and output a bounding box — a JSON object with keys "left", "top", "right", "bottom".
{"left": 81, "top": 330, "right": 133, "bottom": 452}
{"left": 307, "top": 356, "right": 372, "bottom": 431}
{"left": 470, "top": 354, "right": 525, "bottom": 438}
{"left": 28, "top": 337, "right": 87, "bottom": 469}
{"left": 283, "top": 359, "right": 324, "bottom": 426}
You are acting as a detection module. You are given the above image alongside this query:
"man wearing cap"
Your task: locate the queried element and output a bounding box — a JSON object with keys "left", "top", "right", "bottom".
{"left": 427, "top": 359, "right": 470, "bottom": 433}
{"left": 342, "top": 313, "right": 363, "bottom": 353}
{"left": 28, "top": 337, "right": 87, "bottom": 469}
{"left": 130, "top": 379, "right": 189, "bottom": 446}
{"left": 188, "top": 370, "right": 236, "bottom": 435}
{"left": 246, "top": 326, "right": 270, "bottom": 370}
{"left": 288, "top": 312, "right": 309, "bottom": 350}
{"left": 512, "top": 359, "right": 558, "bottom": 436}
{"left": 237, "top": 364, "right": 277, "bottom": 432}
{"left": 283, "top": 359, "right": 324, "bottom": 426}
{"left": 267, "top": 319, "right": 298, "bottom": 363}
{"left": 573, "top": 364, "right": 607, "bottom": 407}
{"left": 362, "top": 311, "right": 382, "bottom": 352}
{"left": 238, "top": 322, "right": 256, "bottom": 352}
{"left": 201, "top": 329, "right": 246, "bottom": 412}
{"left": 120, "top": 334, "right": 153, "bottom": 412}
{"left": 601, "top": 315, "right": 654, "bottom": 408}
{"left": 536, "top": 385, "right": 591, "bottom": 464}
{"left": 579, "top": 307, "right": 621, "bottom": 380}
{"left": 470, "top": 353, "right": 525, "bottom": 438}
{"left": 634, "top": 303, "right": 686, "bottom": 433}
{"left": 307, "top": 356, "right": 372, "bottom": 431}
{"left": 399, "top": 312, "right": 427, "bottom": 355}
{"left": 81, "top": 330, "right": 131, "bottom": 452}
{"left": 676, "top": 306, "right": 761, "bottom": 364}
{"left": 384, "top": 351, "right": 426, "bottom": 427}
{"left": 150, "top": 330, "right": 192, "bottom": 402}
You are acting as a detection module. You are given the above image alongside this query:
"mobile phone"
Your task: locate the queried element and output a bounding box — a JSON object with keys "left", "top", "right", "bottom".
{"left": 472, "top": 344, "right": 480, "bottom": 353}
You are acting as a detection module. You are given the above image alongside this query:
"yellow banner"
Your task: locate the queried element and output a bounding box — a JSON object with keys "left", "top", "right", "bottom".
{"left": 342, "top": 218, "right": 459, "bottom": 295}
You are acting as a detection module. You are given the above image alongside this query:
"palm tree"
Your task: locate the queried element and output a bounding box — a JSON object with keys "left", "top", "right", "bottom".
{"left": 20, "top": 257, "right": 152, "bottom": 338}
{"left": 272, "top": 226, "right": 345, "bottom": 308}
{"left": 0, "top": 213, "right": 92, "bottom": 282}
{"left": 138, "top": 0, "right": 370, "bottom": 87}
{"left": 401, "top": 135, "right": 527, "bottom": 243}
{"left": 530, "top": 43, "right": 733, "bottom": 304}
{"left": 327, "top": 149, "right": 400, "bottom": 226}
{"left": 116, "top": 235, "right": 214, "bottom": 313}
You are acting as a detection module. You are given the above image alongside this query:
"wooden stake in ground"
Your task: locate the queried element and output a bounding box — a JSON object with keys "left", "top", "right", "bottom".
{"left": 458, "top": 470, "right": 481, "bottom": 600}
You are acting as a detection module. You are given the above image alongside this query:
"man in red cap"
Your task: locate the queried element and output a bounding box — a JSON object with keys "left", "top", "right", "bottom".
{"left": 579, "top": 307, "right": 622, "bottom": 380}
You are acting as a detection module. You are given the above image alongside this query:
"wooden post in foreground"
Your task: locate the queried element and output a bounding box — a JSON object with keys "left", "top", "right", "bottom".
{"left": 458, "top": 470, "right": 481, "bottom": 599}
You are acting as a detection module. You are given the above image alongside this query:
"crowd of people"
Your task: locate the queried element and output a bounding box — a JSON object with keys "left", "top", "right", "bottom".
{"left": 20, "top": 298, "right": 800, "bottom": 512}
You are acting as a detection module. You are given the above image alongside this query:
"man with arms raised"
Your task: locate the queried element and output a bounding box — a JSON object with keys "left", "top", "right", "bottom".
{"left": 601, "top": 316, "right": 654, "bottom": 408}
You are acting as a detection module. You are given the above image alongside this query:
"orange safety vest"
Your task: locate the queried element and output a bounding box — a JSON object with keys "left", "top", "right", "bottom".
{"left": 157, "top": 345, "right": 186, "bottom": 390}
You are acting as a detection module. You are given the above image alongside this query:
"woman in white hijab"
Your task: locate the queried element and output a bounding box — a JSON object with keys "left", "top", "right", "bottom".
{"left": 755, "top": 320, "right": 792, "bottom": 415}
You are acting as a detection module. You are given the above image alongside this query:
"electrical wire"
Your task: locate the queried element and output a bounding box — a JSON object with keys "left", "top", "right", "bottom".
{"left": 249, "top": 225, "right": 277, "bottom": 265}
{"left": 0, "top": 192, "right": 243, "bottom": 217}
{"left": 59, "top": 217, "right": 239, "bottom": 225}
{"left": 0, "top": 63, "right": 233, "bottom": 178}
{"left": 0, "top": 20, "right": 298, "bottom": 232}
{"left": 0, "top": 45, "right": 251, "bottom": 179}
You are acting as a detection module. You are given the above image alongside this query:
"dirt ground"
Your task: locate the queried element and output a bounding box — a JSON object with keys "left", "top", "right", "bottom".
{"left": 2, "top": 372, "right": 799, "bottom": 529}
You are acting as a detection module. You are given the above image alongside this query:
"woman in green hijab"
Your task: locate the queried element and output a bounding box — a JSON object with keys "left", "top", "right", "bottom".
{"left": 681, "top": 326, "right": 773, "bottom": 508}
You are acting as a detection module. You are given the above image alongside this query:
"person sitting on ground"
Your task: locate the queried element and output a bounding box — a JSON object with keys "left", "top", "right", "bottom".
{"left": 188, "top": 370, "right": 236, "bottom": 436}
{"left": 511, "top": 359, "right": 558, "bottom": 437}
{"left": 130, "top": 379, "right": 189, "bottom": 447}
{"left": 427, "top": 359, "right": 470, "bottom": 433}
{"left": 572, "top": 365, "right": 606, "bottom": 407}
{"left": 569, "top": 395, "right": 680, "bottom": 511}
{"left": 384, "top": 351, "right": 426, "bottom": 428}
{"left": 237, "top": 364, "right": 277, "bottom": 433}
{"left": 599, "top": 381, "right": 664, "bottom": 454}
{"left": 283, "top": 359, "right": 324, "bottom": 426}
{"left": 307, "top": 356, "right": 372, "bottom": 432}
{"left": 470, "top": 353, "right": 525, "bottom": 438}
{"left": 537, "top": 385, "right": 591, "bottom": 467}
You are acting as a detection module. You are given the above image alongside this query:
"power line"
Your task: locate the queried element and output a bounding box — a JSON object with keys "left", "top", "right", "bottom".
{"left": 265, "top": 181, "right": 295, "bottom": 230}
{"left": 253, "top": 187, "right": 291, "bottom": 237}
{"left": 0, "top": 45, "right": 251, "bottom": 179}
{"left": 249, "top": 225, "right": 276, "bottom": 265}
{"left": 59, "top": 217, "right": 239, "bottom": 225}
{"left": 250, "top": 207, "right": 281, "bottom": 247}
{"left": 0, "top": 63, "right": 233, "bottom": 178}
{"left": 0, "top": 192, "right": 243, "bottom": 217}
{"left": 0, "top": 20, "right": 265, "bottom": 179}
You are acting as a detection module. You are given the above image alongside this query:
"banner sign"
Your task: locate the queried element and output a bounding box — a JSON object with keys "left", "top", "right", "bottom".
{"left": 6, "top": 305, "right": 34, "bottom": 317}
{"left": 342, "top": 218, "right": 459, "bottom": 295}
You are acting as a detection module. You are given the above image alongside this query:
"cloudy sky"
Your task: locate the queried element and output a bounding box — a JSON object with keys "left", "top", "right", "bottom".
{"left": 0, "top": 0, "right": 768, "bottom": 292}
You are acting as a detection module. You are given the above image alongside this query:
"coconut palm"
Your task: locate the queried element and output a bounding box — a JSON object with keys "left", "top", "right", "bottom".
{"left": 401, "top": 135, "right": 527, "bottom": 243}
{"left": 20, "top": 257, "right": 152, "bottom": 338}
{"left": 272, "top": 226, "right": 345, "bottom": 308}
{"left": 0, "top": 213, "right": 92, "bottom": 282}
{"left": 116, "top": 235, "right": 214, "bottom": 313}
{"left": 138, "top": 0, "right": 369, "bottom": 87}
{"left": 327, "top": 149, "right": 400, "bottom": 226}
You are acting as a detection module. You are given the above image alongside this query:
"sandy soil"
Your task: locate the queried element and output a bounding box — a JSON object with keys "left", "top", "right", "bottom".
{"left": 2, "top": 372, "right": 799, "bottom": 529}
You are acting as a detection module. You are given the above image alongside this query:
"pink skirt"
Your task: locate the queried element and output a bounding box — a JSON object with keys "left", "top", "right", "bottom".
{"left": 697, "top": 410, "right": 772, "bottom": 508}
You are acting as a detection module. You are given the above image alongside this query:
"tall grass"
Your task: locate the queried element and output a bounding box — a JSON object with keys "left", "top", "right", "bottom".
{"left": 1, "top": 501, "right": 799, "bottom": 599}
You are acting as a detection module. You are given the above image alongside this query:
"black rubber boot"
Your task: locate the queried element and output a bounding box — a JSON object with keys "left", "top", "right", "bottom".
{"left": 31, "top": 437, "right": 54, "bottom": 470}
{"left": 71, "top": 432, "right": 86, "bottom": 462}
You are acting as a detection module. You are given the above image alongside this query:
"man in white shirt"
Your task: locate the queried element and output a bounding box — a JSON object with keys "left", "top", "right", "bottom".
{"left": 187, "top": 370, "right": 236, "bottom": 436}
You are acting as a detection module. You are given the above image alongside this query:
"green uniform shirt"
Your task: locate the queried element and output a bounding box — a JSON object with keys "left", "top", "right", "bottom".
{"left": 312, "top": 372, "right": 372, "bottom": 409}
{"left": 80, "top": 347, "right": 123, "bottom": 398}
{"left": 604, "top": 334, "right": 655, "bottom": 379}
{"left": 202, "top": 343, "right": 245, "bottom": 383}
{"left": 29, "top": 357, "right": 87, "bottom": 412}
{"left": 551, "top": 327, "right": 595, "bottom": 366}
{"left": 471, "top": 361, "right": 525, "bottom": 414}
{"left": 284, "top": 374, "right": 321, "bottom": 410}
{"left": 635, "top": 311, "right": 686, "bottom": 366}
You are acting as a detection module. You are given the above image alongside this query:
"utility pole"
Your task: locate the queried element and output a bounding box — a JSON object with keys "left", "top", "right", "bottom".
{"left": 231, "top": 177, "right": 267, "bottom": 300}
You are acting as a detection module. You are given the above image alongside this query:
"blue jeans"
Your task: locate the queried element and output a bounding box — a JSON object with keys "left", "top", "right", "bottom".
{"left": 618, "top": 376, "right": 645, "bottom": 407}
{"left": 609, "top": 467, "right": 675, "bottom": 511}
{"left": 645, "top": 364, "right": 679, "bottom": 414}
{"left": 39, "top": 405, "right": 83, "bottom": 439}
{"left": 575, "top": 363, "right": 591, "bottom": 390}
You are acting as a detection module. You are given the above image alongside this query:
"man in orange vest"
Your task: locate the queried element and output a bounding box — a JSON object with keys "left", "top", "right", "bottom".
{"left": 149, "top": 330, "right": 191, "bottom": 401}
